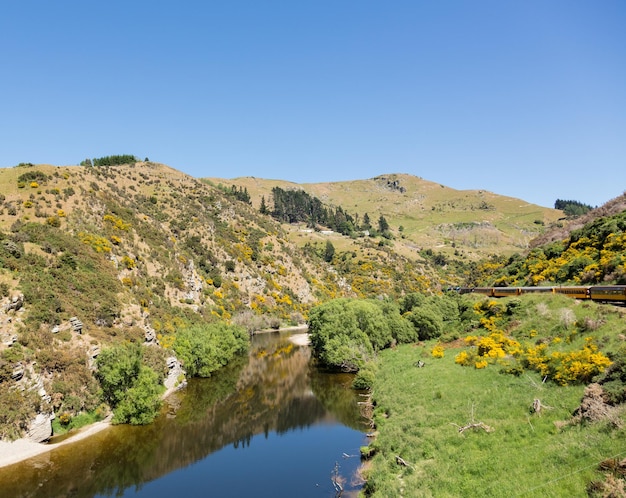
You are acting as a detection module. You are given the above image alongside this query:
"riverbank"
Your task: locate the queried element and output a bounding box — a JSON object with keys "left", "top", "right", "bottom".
{"left": 0, "top": 328, "right": 311, "bottom": 471}
{"left": 0, "top": 415, "right": 112, "bottom": 469}
{"left": 251, "top": 324, "right": 308, "bottom": 335}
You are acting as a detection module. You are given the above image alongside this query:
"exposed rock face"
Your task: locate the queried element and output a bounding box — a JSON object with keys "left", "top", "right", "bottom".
{"left": 69, "top": 317, "right": 83, "bottom": 334}
{"left": 3, "top": 294, "right": 24, "bottom": 313}
{"left": 27, "top": 413, "right": 55, "bottom": 443}
{"left": 164, "top": 357, "right": 186, "bottom": 394}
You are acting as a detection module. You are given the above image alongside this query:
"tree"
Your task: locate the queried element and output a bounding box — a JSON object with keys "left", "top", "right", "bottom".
{"left": 308, "top": 298, "right": 413, "bottom": 372}
{"left": 406, "top": 308, "right": 443, "bottom": 340}
{"left": 362, "top": 213, "right": 371, "bottom": 230}
{"left": 173, "top": 323, "right": 248, "bottom": 378}
{"left": 259, "top": 196, "right": 269, "bottom": 215}
{"left": 324, "top": 240, "right": 335, "bottom": 262}
{"left": 378, "top": 214, "right": 389, "bottom": 232}
{"left": 95, "top": 343, "right": 164, "bottom": 425}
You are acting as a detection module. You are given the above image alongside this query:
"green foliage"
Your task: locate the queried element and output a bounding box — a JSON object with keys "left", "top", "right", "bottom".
{"left": 225, "top": 184, "right": 251, "bottom": 204}
{"left": 555, "top": 198, "right": 593, "bottom": 216}
{"left": 17, "top": 170, "right": 48, "bottom": 185}
{"left": 95, "top": 343, "right": 164, "bottom": 425}
{"left": 353, "top": 361, "right": 378, "bottom": 389}
{"left": 308, "top": 298, "right": 416, "bottom": 372}
{"left": 92, "top": 155, "right": 137, "bottom": 166}
{"left": 0, "top": 383, "right": 42, "bottom": 441}
{"left": 405, "top": 307, "right": 443, "bottom": 340}
{"left": 401, "top": 292, "right": 461, "bottom": 340}
{"left": 172, "top": 322, "right": 249, "bottom": 378}
{"left": 52, "top": 408, "right": 106, "bottom": 435}
{"left": 112, "top": 366, "right": 163, "bottom": 425}
{"left": 324, "top": 240, "right": 335, "bottom": 263}
{"left": 595, "top": 345, "right": 626, "bottom": 404}
{"left": 270, "top": 186, "right": 357, "bottom": 235}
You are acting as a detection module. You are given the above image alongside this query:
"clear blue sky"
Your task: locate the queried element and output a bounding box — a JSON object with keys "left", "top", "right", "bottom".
{"left": 1, "top": 1, "right": 624, "bottom": 208}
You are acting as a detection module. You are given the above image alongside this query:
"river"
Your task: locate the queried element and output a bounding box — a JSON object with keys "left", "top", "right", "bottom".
{"left": 0, "top": 331, "right": 368, "bottom": 497}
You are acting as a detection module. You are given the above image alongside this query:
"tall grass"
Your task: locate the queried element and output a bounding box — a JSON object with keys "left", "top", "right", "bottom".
{"left": 364, "top": 296, "right": 626, "bottom": 497}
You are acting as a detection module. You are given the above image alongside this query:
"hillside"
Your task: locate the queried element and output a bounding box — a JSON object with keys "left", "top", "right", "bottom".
{"left": 0, "top": 160, "right": 617, "bottom": 444}
{"left": 205, "top": 173, "right": 563, "bottom": 263}
{"left": 0, "top": 161, "right": 365, "bottom": 440}
{"left": 2, "top": 161, "right": 475, "bottom": 441}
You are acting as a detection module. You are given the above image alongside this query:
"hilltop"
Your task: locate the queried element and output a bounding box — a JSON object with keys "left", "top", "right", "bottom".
{"left": 205, "top": 173, "right": 563, "bottom": 262}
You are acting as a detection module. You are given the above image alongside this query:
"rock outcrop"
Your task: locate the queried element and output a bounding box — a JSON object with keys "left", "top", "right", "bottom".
{"left": 27, "top": 413, "right": 55, "bottom": 443}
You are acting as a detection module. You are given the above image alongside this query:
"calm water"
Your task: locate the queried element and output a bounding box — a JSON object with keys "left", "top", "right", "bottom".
{"left": 0, "top": 332, "right": 367, "bottom": 497}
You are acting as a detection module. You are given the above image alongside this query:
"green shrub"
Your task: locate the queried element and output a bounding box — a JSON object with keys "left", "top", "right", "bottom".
{"left": 173, "top": 322, "right": 248, "bottom": 378}
{"left": 95, "top": 343, "right": 164, "bottom": 425}
{"left": 353, "top": 361, "right": 378, "bottom": 389}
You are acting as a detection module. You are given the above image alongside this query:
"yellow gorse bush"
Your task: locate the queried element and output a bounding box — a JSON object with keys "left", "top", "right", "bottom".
{"left": 431, "top": 344, "right": 445, "bottom": 358}
{"left": 549, "top": 338, "right": 612, "bottom": 385}
{"left": 78, "top": 232, "right": 112, "bottom": 253}
{"left": 103, "top": 213, "right": 131, "bottom": 231}
{"left": 455, "top": 331, "right": 520, "bottom": 368}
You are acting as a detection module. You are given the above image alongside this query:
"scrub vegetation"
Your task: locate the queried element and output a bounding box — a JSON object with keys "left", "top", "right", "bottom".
{"left": 333, "top": 292, "right": 625, "bottom": 496}
{"left": 0, "top": 159, "right": 625, "bottom": 494}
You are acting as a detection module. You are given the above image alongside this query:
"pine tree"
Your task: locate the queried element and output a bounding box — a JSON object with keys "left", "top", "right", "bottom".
{"left": 259, "top": 196, "right": 269, "bottom": 215}
{"left": 378, "top": 214, "right": 389, "bottom": 232}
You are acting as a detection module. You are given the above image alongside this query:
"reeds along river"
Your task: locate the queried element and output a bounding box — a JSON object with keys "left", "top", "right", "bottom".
{"left": 0, "top": 331, "right": 368, "bottom": 498}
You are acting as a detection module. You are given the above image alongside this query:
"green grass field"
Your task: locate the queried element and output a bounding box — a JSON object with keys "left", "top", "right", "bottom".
{"left": 366, "top": 345, "right": 623, "bottom": 497}
{"left": 364, "top": 296, "right": 626, "bottom": 497}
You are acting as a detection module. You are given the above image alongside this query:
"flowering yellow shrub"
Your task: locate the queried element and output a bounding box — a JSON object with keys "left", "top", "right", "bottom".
{"left": 522, "top": 344, "right": 550, "bottom": 376}
{"left": 456, "top": 331, "right": 521, "bottom": 369}
{"left": 519, "top": 338, "right": 611, "bottom": 385}
{"left": 103, "top": 213, "right": 131, "bottom": 231}
{"left": 158, "top": 333, "right": 176, "bottom": 349}
{"left": 121, "top": 255, "right": 136, "bottom": 269}
{"left": 30, "top": 182, "right": 39, "bottom": 188}
{"left": 550, "top": 339, "right": 612, "bottom": 385}
{"left": 78, "top": 232, "right": 112, "bottom": 253}
{"left": 431, "top": 344, "right": 444, "bottom": 358}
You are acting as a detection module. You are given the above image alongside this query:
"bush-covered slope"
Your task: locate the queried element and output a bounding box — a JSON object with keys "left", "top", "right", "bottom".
{"left": 0, "top": 161, "right": 367, "bottom": 439}
{"left": 469, "top": 197, "right": 626, "bottom": 286}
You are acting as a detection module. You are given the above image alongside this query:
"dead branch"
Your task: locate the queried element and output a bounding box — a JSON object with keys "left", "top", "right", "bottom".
{"left": 531, "top": 398, "right": 554, "bottom": 415}
{"left": 331, "top": 461, "right": 344, "bottom": 494}
{"left": 451, "top": 404, "right": 494, "bottom": 433}
{"left": 395, "top": 455, "right": 414, "bottom": 469}
{"left": 451, "top": 421, "right": 494, "bottom": 434}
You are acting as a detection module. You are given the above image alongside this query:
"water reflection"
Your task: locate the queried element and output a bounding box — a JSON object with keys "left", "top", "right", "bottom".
{"left": 0, "top": 332, "right": 367, "bottom": 497}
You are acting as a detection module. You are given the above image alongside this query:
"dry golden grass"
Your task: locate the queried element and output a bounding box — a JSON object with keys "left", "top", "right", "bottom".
{"left": 205, "top": 172, "right": 563, "bottom": 259}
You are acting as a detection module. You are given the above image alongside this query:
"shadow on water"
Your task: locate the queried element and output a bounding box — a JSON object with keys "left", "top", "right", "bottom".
{"left": 0, "top": 331, "right": 367, "bottom": 497}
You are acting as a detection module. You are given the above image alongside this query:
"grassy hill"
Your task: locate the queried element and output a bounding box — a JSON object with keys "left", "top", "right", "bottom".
{"left": 205, "top": 173, "right": 564, "bottom": 262}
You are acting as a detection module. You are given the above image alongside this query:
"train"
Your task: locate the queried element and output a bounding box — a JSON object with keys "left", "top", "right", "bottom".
{"left": 454, "top": 285, "right": 626, "bottom": 304}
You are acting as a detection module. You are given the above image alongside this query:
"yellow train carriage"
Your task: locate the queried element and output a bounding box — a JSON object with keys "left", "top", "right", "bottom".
{"left": 589, "top": 285, "right": 626, "bottom": 303}
{"left": 553, "top": 286, "right": 590, "bottom": 299}
{"left": 518, "top": 287, "right": 555, "bottom": 295}
{"left": 492, "top": 287, "right": 521, "bottom": 297}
